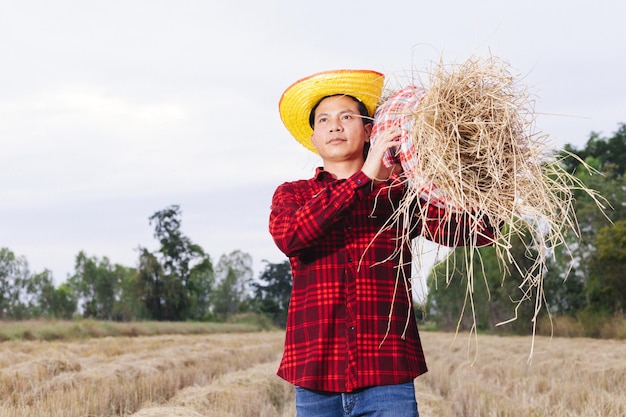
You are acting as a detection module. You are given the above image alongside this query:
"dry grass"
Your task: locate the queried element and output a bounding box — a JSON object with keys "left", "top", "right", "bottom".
{"left": 0, "top": 318, "right": 264, "bottom": 342}
{"left": 0, "top": 331, "right": 289, "bottom": 416}
{"left": 415, "top": 331, "right": 626, "bottom": 417}
{"left": 537, "top": 313, "right": 626, "bottom": 340}
{"left": 1, "top": 329, "right": 625, "bottom": 416}
{"left": 133, "top": 361, "right": 294, "bottom": 417}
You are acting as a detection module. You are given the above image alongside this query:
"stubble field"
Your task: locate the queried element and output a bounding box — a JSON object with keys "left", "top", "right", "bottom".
{"left": 1, "top": 329, "right": 624, "bottom": 417}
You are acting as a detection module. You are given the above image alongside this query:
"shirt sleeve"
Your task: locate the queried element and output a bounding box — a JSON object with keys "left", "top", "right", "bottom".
{"left": 413, "top": 198, "right": 498, "bottom": 247}
{"left": 269, "top": 170, "right": 372, "bottom": 257}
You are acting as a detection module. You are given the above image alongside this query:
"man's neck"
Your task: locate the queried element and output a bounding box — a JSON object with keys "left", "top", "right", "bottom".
{"left": 322, "top": 159, "right": 365, "bottom": 180}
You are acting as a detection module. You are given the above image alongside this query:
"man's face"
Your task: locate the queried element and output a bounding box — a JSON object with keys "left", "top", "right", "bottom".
{"left": 310, "top": 95, "right": 371, "bottom": 163}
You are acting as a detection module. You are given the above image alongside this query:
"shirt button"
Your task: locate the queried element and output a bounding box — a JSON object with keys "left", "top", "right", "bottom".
{"left": 356, "top": 179, "right": 362, "bottom": 185}
{"left": 349, "top": 326, "right": 355, "bottom": 331}
{"left": 347, "top": 257, "right": 353, "bottom": 262}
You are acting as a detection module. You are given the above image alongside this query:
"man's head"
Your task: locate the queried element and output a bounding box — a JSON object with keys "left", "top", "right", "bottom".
{"left": 278, "top": 69, "right": 384, "bottom": 154}
{"left": 308, "top": 95, "right": 372, "bottom": 162}
{"left": 306, "top": 95, "right": 373, "bottom": 163}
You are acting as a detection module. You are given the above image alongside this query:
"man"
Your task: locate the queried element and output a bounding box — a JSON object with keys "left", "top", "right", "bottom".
{"left": 270, "top": 69, "right": 495, "bottom": 416}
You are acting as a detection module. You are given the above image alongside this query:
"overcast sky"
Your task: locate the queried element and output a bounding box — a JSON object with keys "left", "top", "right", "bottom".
{"left": 1, "top": 0, "right": 624, "bottom": 285}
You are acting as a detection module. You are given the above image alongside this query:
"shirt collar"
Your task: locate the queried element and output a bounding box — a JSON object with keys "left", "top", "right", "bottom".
{"left": 313, "top": 167, "right": 332, "bottom": 181}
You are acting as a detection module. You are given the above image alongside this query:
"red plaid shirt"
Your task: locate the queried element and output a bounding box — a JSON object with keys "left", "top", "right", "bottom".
{"left": 269, "top": 168, "right": 495, "bottom": 392}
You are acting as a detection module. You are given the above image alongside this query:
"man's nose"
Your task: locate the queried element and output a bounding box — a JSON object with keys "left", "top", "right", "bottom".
{"left": 329, "top": 117, "right": 343, "bottom": 131}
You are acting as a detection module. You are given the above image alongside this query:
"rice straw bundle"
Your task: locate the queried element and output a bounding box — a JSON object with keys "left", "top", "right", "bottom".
{"left": 371, "top": 55, "right": 606, "bottom": 352}
{"left": 408, "top": 56, "right": 540, "bottom": 219}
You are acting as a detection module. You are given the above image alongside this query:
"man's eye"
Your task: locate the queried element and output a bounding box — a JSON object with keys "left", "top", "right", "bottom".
{"left": 342, "top": 114, "right": 353, "bottom": 120}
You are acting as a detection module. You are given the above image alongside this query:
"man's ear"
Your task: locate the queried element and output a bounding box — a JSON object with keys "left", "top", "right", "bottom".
{"left": 310, "top": 132, "right": 319, "bottom": 151}
{"left": 364, "top": 123, "right": 373, "bottom": 143}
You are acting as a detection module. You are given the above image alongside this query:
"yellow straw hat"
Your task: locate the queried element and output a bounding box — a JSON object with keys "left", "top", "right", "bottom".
{"left": 278, "top": 69, "right": 385, "bottom": 153}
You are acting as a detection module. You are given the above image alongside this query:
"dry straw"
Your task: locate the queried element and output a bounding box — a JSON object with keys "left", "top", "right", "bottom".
{"left": 374, "top": 55, "right": 606, "bottom": 357}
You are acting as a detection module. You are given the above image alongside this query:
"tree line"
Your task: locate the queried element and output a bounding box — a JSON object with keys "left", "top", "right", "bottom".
{"left": 2, "top": 124, "right": 625, "bottom": 334}
{"left": 0, "top": 205, "right": 292, "bottom": 327}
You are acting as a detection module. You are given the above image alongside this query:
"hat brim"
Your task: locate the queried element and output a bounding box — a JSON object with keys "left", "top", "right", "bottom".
{"left": 279, "top": 69, "right": 385, "bottom": 154}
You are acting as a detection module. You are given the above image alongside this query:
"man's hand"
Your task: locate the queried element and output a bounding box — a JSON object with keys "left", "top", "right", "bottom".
{"left": 361, "top": 129, "right": 401, "bottom": 182}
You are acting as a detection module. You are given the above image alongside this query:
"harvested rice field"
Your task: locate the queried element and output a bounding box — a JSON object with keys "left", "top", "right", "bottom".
{"left": 1, "top": 330, "right": 624, "bottom": 416}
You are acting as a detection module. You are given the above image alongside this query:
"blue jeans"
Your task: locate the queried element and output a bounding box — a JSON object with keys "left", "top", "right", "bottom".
{"left": 295, "top": 381, "right": 419, "bottom": 417}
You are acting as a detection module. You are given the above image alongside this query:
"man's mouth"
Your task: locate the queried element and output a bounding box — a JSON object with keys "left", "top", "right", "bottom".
{"left": 327, "top": 137, "right": 346, "bottom": 145}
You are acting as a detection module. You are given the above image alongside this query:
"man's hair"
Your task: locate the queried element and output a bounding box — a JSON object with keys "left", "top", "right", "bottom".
{"left": 308, "top": 95, "right": 371, "bottom": 129}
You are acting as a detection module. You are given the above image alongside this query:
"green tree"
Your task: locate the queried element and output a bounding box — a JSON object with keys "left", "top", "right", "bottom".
{"left": 426, "top": 252, "right": 472, "bottom": 331}
{"left": 587, "top": 220, "right": 626, "bottom": 315}
{"left": 68, "top": 251, "right": 122, "bottom": 320}
{"left": 110, "top": 265, "right": 142, "bottom": 321}
{"left": 211, "top": 250, "right": 253, "bottom": 319}
{"left": 136, "top": 249, "right": 165, "bottom": 319}
{"left": 20, "top": 269, "right": 53, "bottom": 317}
{"left": 137, "top": 205, "right": 214, "bottom": 321}
{"left": 541, "top": 255, "right": 586, "bottom": 316}
{"left": 186, "top": 257, "right": 214, "bottom": 320}
{"left": 562, "top": 123, "right": 626, "bottom": 177}
{"left": 23, "top": 270, "right": 78, "bottom": 319}
{"left": 554, "top": 126, "right": 625, "bottom": 307}
{"left": 252, "top": 260, "right": 292, "bottom": 327}
{"left": 49, "top": 283, "right": 78, "bottom": 319}
{"left": 0, "top": 248, "right": 30, "bottom": 319}
{"left": 0, "top": 248, "right": 78, "bottom": 319}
